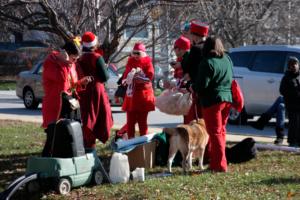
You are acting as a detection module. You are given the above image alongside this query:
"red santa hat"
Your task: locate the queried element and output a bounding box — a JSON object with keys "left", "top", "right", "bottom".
{"left": 174, "top": 36, "right": 190, "bottom": 51}
{"left": 82, "top": 31, "right": 98, "bottom": 48}
{"left": 133, "top": 42, "right": 146, "bottom": 52}
{"left": 190, "top": 20, "right": 209, "bottom": 37}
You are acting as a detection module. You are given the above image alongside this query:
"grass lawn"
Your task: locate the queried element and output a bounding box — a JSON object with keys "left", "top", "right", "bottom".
{"left": 0, "top": 80, "right": 16, "bottom": 90}
{"left": 1, "top": 120, "right": 300, "bottom": 200}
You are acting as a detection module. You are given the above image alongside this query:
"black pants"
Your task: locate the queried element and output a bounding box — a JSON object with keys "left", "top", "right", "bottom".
{"left": 287, "top": 111, "right": 300, "bottom": 145}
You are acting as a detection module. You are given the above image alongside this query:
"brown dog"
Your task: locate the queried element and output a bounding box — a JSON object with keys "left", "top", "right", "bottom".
{"left": 163, "top": 119, "right": 209, "bottom": 173}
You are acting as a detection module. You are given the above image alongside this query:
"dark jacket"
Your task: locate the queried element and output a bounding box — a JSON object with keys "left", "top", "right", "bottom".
{"left": 280, "top": 71, "right": 300, "bottom": 112}
{"left": 192, "top": 54, "right": 233, "bottom": 108}
{"left": 181, "top": 43, "right": 204, "bottom": 84}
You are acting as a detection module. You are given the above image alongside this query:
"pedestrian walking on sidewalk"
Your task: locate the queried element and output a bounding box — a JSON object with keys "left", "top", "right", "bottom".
{"left": 280, "top": 56, "right": 300, "bottom": 147}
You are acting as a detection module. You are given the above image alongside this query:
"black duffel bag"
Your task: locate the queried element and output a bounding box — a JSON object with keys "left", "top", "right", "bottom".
{"left": 226, "top": 137, "right": 257, "bottom": 164}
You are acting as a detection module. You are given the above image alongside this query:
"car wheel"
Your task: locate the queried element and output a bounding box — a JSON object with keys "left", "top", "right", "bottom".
{"left": 157, "top": 79, "right": 164, "bottom": 89}
{"left": 228, "top": 108, "right": 248, "bottom": 125}
{"left": 23, "top": 88, "right": 39, "bottom": 109}
{"left": 56, "top": 178, "right": 71, "bottom": 195}
{"left": 92, "top": 170, "right": 103, "bottom": 185}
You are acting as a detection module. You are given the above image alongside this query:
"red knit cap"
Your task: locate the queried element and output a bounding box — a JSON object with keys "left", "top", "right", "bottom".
{"left": 133, "top": 42, "right": 146, "bottom": 52}
{"left": 190, "top": 21, "right": 209, "bottom": 37}
{"left": 174, "top": 36, "right": 191, "bottom": 51}
{"left": 82, "top": 31, "right": 98, "bottom": 48}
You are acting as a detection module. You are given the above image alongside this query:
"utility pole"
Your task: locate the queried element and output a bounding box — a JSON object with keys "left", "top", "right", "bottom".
{"left": 152, "top": 23, "right": 156, "bottom": 89}
{"left": 152, "top": 23, "right": 155, "bottom": 65}
{"left": 287, "top": 0, "right": 291, "bottom": 45}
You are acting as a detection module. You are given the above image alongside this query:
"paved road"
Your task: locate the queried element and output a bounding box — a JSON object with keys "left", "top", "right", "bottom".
{"left": 0, "top": 90, "right": 282, "bottom": 140}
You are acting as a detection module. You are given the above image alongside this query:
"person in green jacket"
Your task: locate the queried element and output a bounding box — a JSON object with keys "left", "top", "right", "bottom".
{"left": 192, "top": 37, "right": 233, "bottom": 172}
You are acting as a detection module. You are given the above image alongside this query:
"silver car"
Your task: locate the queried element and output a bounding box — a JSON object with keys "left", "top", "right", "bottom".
{"left": 16, "top": 62, "right": 43, "bottom": 109}
{"left": 228, "top": 45, "right": 300, "bottom": 124}
{"left": 16, "top": 62, "right": 121, "bottom": 109}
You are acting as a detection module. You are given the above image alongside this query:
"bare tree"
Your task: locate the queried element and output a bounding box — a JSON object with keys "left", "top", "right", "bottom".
{"left": 0, "top": 0, "right": 197, "bottom": 62}
{"left": 200, "top": 0, "right": 278, "bottom": 47}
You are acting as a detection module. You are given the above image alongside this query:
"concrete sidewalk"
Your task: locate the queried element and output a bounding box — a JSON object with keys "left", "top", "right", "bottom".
{"left": 0, "top": 113, "right": 281, "bottom": 145}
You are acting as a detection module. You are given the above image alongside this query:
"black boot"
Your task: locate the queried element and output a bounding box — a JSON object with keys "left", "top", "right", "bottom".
{"left": 251, "top": 113, "right": 272, "bottom": 130}
{"left": 274, "top": 127, "right": 284, "bottom": 145}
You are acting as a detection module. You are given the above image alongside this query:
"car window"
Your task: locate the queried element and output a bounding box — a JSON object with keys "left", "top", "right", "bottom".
{"left": 228, "top": 51, "right": 254, "bottom": 69}
{"left": 284, "top": 52, "right": 300, "bottom": 71}
{"left": 32, "top": 62, "right": 43, "bottom": 74}
{"left": 37, "top": 63, "right": 43, "bottom": 74}
{"left": 108, "top": 67, "right": 118, "bottom": 77}
{"left": 251, "top": 51, "right": 286, "bottom": 73}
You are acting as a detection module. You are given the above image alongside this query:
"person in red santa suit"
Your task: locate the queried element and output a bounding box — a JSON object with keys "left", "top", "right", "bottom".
{"left": 42, "top": 41, "right": 92, "bottom": 129}
{"left": 121, "top": 42, "right": 155, "bottom": 139}
{"left": 77, "top": 31, "right": 113, "bottom": 148}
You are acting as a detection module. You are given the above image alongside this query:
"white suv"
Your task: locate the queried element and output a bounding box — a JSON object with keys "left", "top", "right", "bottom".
{"left": 228, "top": 45, "right": 300, "bottom": 124}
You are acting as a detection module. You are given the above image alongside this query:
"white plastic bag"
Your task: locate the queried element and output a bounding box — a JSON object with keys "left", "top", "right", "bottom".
{"left": 109, "top": 152, "right": 130, "bottom": 184}
{"left": 131, "top": 167, "right": 145, "bottom": 182}
{"left": 155, "top": 88, "right": 192, "bottom": 115}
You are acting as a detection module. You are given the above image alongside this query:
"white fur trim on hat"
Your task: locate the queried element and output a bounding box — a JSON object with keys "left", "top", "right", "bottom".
{"left": 82, "top": 36, "right": 98, "bottom": 48}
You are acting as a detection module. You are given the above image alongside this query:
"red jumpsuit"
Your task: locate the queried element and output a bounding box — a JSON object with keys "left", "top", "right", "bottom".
{"left": 122, "top": 56, "right": 155, "bottom": 138}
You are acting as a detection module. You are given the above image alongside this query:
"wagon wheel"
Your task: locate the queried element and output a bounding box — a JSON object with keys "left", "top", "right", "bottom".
{"left": 92, "top": 170, "right": 103, "bottom": 185}
{"left": 56, "top": 178, "right": 71, "bottom": 195}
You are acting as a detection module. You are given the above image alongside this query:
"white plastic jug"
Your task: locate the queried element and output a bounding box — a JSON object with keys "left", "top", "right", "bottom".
{"left": 132, "top": 167, "right": 145, "bottom": 182}
{"left": 109, "top": 152, "right": 130, "bottom": 184}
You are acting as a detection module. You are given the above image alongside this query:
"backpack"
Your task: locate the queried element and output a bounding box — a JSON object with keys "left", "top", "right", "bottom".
{"left": 226, "top": 137, "right": 257, "bottom": 164}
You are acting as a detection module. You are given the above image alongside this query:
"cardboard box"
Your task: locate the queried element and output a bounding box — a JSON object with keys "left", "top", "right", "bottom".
{"left": 127, "top": 141, "right": 157, "bottom": 171}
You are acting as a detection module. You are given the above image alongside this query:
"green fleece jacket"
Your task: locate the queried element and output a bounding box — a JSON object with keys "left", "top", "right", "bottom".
{"left": 192, "top": 54, "right": 233, "bottom": 107}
